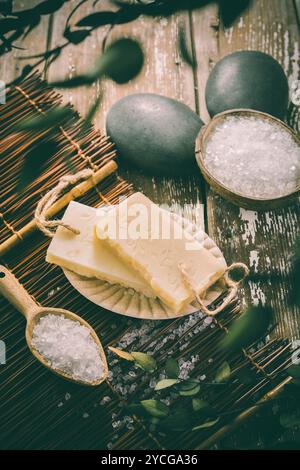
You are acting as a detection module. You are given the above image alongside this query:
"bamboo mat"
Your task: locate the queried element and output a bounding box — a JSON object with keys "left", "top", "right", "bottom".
{"left": 0, "top": 74, "right": 294, "bottom": 450}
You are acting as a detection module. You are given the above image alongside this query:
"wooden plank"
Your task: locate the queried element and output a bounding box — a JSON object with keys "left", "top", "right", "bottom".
{"left": 192, "top": 0, "right": 300, "bottom": 339}
{"left": 46, "top": 1, "right": 196, "bottom": 127}
{"left": 0, "top": 0, "right": 51, "bottom": 85}
{"left": 46, "top": 0, "right": 205, "bottom": 227}
{"left": 189, "top": 4, "right": 220, "bottom": 123}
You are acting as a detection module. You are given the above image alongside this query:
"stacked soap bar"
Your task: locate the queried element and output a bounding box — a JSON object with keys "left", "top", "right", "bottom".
{"left": 46, "top": 201, "right": 155, "bottom": 297}
{"left": 95, "top": 193, "right": 226, "bottom": 313}
{"left": 46, "top": 193, "right": 227, "bottom": 313}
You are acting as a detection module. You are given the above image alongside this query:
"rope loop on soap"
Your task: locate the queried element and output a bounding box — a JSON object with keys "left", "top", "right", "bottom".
{"left": 35, "top": 169, "right": 94, "bottom": 238}
{"left": 179, "top": 262, "right": 249, "bottom": 316}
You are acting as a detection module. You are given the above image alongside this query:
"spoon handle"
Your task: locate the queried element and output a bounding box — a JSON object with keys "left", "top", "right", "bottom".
{"left": 0, "top": 265, "right": 38, "bottom": 319}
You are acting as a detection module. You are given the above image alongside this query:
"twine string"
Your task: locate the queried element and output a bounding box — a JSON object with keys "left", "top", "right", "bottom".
{"left": 35, "top": 169, "right": 94, "bottom": 237}
{"left": 180, "top": 262, "right": 249, "bottom": 316}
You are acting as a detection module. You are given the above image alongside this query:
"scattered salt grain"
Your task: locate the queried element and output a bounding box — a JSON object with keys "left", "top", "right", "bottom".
{"left": 31, "top": 314, "right": 104, "bottom": 383}
{"left": 112, "top": 420, "right": 121, "bottom": 429}
{"left": 204, "top": 116, "right": 300, "bottom": 199}
{"left": 128, "top": 371, "right": 136, "bottom": 378}
{"left": 100, "top": 396, "right": 112, "bottom": 405}
{"left": 47, "top": 287, "right": 60, "bottom": 298}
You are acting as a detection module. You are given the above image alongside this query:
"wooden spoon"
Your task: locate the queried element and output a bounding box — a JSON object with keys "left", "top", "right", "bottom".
{"left": 0, "top": 265, "right": 108, "bottom": 386}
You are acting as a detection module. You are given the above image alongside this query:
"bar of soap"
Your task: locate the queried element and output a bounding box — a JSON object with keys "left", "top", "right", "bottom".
{"left": 46, "top": 201, "right": 155, "bottom": 297}
{"left": 95, "top": 193, "right": 227, "bottom": 313}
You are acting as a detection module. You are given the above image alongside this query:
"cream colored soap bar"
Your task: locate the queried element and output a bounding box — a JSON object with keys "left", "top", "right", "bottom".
{"left": 95, "top": 193, "right": 227, "bottom": 313}
{"left": 46, "top": 201, "right": 155, "bottom": 297}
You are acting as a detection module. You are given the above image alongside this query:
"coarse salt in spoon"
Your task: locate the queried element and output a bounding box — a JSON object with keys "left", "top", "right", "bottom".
{"left": 0, "top": 265, "right": 108, "bottom": 386}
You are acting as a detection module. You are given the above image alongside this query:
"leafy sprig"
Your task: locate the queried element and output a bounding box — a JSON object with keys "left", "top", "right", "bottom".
{"left": 108, "top": 305, "right": 276, "bottom": 433}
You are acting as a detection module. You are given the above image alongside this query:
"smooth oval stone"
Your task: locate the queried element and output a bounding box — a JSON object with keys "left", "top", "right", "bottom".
{"left": 106, "top": 93, "right": 204, "bottom": 175}
{"left": 205, "top": 51, "right": 289, "bottom": 120}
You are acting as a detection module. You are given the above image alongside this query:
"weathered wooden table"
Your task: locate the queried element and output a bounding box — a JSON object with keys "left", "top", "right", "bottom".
{"left": 0, "top": 0, "right": 299, "bottom": 450}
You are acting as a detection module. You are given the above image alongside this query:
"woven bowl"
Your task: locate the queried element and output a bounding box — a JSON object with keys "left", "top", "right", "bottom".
{"left": 196, "top": 109, "right": 300, "bottom": 210}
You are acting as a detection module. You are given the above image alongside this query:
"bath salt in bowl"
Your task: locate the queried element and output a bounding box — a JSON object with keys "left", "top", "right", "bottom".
{"left": 196, "top": 110, "right": 300, "bottom": 210}
{"left": 32, "top": 314, "right": 105, "bottom": 384}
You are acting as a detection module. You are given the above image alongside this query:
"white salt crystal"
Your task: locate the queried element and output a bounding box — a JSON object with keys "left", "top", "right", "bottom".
{"left": 100, "top": 396, "right": 111, "bottom": 405}
{"left": 32, "top": 314, "right": 104, "bottom": 383}
{"left": 204, "top": 116, "right": 300, "bottom": 199}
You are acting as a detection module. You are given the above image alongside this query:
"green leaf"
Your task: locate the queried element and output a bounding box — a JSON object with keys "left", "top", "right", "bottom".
{"left": 35, "top": 0, "right": 64, "bottom": 15}
{"left": 17, "top": 141, "right": 58, "bottom": 193}
{"left": 131, "top": 352, "right": 157, "bottom": 373}
{"left": 287, "top": 365, "right": 300, "bottom": 380}
{"left": 280, "top": 411, "right": 300, "bottom": 429}
{"left": 192, "top": 418, "right": 220, "bottom": 431}
{"left": 91, "top": 37, "right": 144, "bottom": 84}
{"left": 221, "top": 306, "right": 273, "bottom": 352}
{"left": 179, "top": 384, "right": 200, "bottom": 397}
{"left": 0, "top": 17, "right": 20, "bottom": 34}
{"left": 51, "top": 75, "right": 92, "bottom": 88}
{"left": 64, "top": 27, "right": 90, "bottom": 45}
{"left": 84, "top": 93, "right": 102, "bottom": 127}
{"left": 159, "top": 410, "right": 192, "bottom": 432}
{"left": 140, "top": 400, "right": 169, "bottom": 418}
{"left": 215, "top": 361, "right": 231, "bottom": 383}
{"left": 52, "top": 38, "right": 144, "bottom": 88}
{"left": 178, "top": 25, "right": 196, "bottom": 69}
{"left": 16, "top": 107, "right": 73, "bottom": 131}
{"left": 192, "top": 398, "right": 210, "bottom": 412}
{"left": 108, "top": 346, "right": 134, "bottom": 361}
{"left": 219, "top": 0, "right": 252, "bottom": 28}
{"left": 177, "top": 379, "right": 200, "bottom": 391}
{"left": 154, "top": 379, "right": 178, "bottom": 391}
{"left": 0, "top": 0, "right": 12, "bottom": 15}
{"left": 76, "top": 11, "right": 116, "bottom": 27}
{"left": 150, "top": 417, "right": 160, "bottom": 425}
{"left": 127, "top": 404, "right": 148, "bottom": 418}
{"left": 165, "top": 358, "right": 180, "bottom": 379}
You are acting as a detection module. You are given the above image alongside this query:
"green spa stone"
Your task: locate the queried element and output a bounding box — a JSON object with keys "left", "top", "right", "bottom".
{"left": 106, "top": 93, "right": 204, "bottom": 175}
{"left": 205, "top": 51, "right": 289, "bottom": 120}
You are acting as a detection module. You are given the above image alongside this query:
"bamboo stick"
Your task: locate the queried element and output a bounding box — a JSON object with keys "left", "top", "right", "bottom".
{"left": 0, "top": 160, "right": 117, "bottom": 258}
{"left": 196, "top": 376, "right": 292, "bottom": 450}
